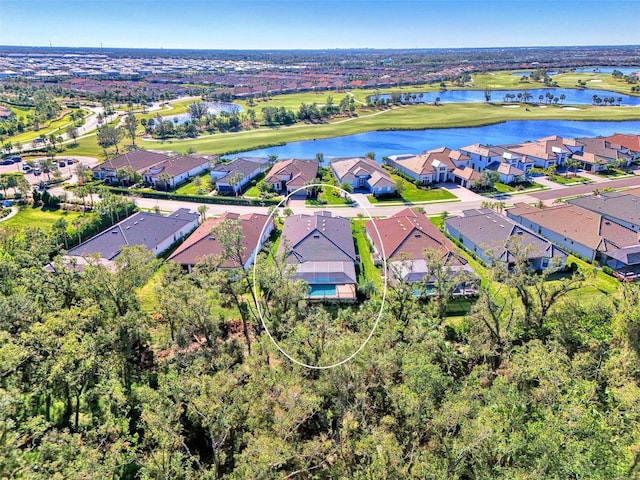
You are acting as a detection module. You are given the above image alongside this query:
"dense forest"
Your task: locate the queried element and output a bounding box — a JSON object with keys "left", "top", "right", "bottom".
{"left": 2, "top": 216, "right": 640, "bottom": 479}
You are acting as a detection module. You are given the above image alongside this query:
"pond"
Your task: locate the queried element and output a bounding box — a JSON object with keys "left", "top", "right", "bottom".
{"left": 376, "top": 88, "right": 640, "bottom": 106}
{"left": 571, "top": 66, "right": 640, "bottom": 75}
{"left": 238, "top": 119, "right": 640, "bottom": 163}
{"left": 161, "top": 102, "right": 243, "bottom": 125}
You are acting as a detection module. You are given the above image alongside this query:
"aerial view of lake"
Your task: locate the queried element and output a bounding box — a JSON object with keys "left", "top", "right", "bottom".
{"left": 377, "top": 88, "right": 640, "bottom": 106}
{"left": 238, "top": 120, "right": 640, "bottom": 161}
{"left": 161, "top": 102, "right": 243, "bottom": 124}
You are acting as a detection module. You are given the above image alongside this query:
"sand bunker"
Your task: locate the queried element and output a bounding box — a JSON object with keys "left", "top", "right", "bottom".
{"left": 502, "top": 104, "right": 520, "bottom": 108}
{"left": 589, "top": 79, "right": 603, "bottom": 82}
{"left": 562, "top": 107, "right": 580, "bottom": 110}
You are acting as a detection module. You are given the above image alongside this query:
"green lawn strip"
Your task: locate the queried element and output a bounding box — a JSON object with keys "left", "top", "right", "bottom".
{"left": 1, "top": 205, "right": 84, "bottom": 231}
{"left": 546, "top": 174, "right": 593, "bottom": 185}
{"left": 351, "top": 219, "right": 382, "bottom": 289}
{"left": 137, "top": 263, "right": 166, "bottom": 314}
{"left": 307, "top": 167, "right": 351, "bottom": 206}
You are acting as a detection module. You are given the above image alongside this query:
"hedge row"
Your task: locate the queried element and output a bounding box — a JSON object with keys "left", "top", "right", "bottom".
{"left": 107, "top": 187, "right": 281, "bottom": 207}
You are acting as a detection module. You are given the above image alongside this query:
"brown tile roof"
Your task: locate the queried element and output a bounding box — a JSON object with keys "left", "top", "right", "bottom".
{"left": 507, "top": 202, "right": 639, "bottom": 252}
{"left": 265, "top": 159, "right": 318, "bottom": 189}
{"left": 453, "top": 166, "right": 481, "bottom": 181}
{"left": 603, "top": 133, "right": 640, "bottom": 152}
{"left": 366, "top": 208, "right": 458, "bottom": 261}
{"left": 330, "top": 157, "right": 394, "bottom": 188}
{"left": 168, "top": 212, "right": 272, "bottom": 268}
{"left": 94, "top": 150, "right": 169, "bottom": 173}
{"left": 142, "top": 155, "right": 208, "bottom": 178}
{"left": 393, "top": 147, "right": 457, "bottom": 176}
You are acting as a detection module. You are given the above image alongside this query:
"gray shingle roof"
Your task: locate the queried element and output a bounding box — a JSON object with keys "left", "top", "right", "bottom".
{"left": 67, "top": 208, "right": 198, "bottom": 260}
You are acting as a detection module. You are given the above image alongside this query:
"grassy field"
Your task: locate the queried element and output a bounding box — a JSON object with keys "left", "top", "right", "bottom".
{"left": 1, "top": 205, "right": 85, "bottom": 231}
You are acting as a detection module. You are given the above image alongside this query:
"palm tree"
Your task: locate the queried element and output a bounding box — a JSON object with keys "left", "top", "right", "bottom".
{"left": 559, "top": 94, "right": 566, "bottom": 104}
{"left": 228, "top": 172, "right": 245, "bottom": 196}
{"left": 197, "top": 205, "right": 207, "bottom": 223}
{"left": 157, "top": 172, "right": 173, "bottom": 191}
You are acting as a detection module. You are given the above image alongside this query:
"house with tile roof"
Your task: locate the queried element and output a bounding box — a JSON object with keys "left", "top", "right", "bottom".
{"left": 601, "top": 133, "right": 640, "bottom": 160}
{"left": 330, "top": 157, "right": 395, "bottom": 195}
{"left": 141, "top": 155, "right": 209, "bottom": 190}
{"left": 567, "top": 192, "right": 640, "bottom": 232}
{"left": 459, "top": 144, "right": 502, "bottom": 171}
{"left": 168, "top": 212, "right": 274, "bottom": 272}
{"left": 93, "top": 150, "right": 170, "bottom": 183}
{"left": 265, "top": 159, "right": 319, "bottom": 197}
{"left": 366, "top": 208, "right": 475, "bottom": 290}
{"left": 385, "top": 147, "right": 468, "bottom": 184}
{"left": 485, "top": 161, "right": 526, "bottom": 184}
{"left": 573, "top": 137, "right": 634, "bottom": 172}
{"left": 445, "top": 208, "right": 568, "bottom": 270}
{"left": 93, "top": 149, "right": 209, "bottom": 190}
{"left": 210, "top": 157, "right": 270, "bottom": 195}
{"left": 66, "top": 208, "right": 199, "bottom": 265}
{"left": 278, "top": 211, "right": 357, "bottom": 300}
{"left": 506, "top": 202, "right": 640, "bottom": 264}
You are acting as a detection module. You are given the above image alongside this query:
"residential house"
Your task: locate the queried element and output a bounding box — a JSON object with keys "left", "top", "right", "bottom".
{"left": 93, "top": 149, "right": 209, "bottom": 190}
{"left": 329, "top": 157, "right": 395, "bottom": 195}
{"left": 265, "top": 159, "right": 319, "bottom": 197}
{"left": 445, "top": 208, "right": 568, "bottom": 270}
{"left": 485, "top": 161, "right": 526, "bottom": 184}
{"left": 573, "top": 137, "right": 634, "bottom": 172}
{"left": 386, "top": 147, "right": 468, "bottom": 184}
{"left": 210, "top": 157, "right": 270, "bottom": 195}
{"left": 168, "top": 212, "right": 274, "bottom": 272}
{"left": 601, "top": 133, "right": 640, "bottom": 161}
{"left": 459, "top": 144, "right": 502, "bottom": 171}
{"left": 93, "top": 150, "right": 169, "bottom": 183}
{"left": 366, "top": 208, "right": 475, "bottom": 292}
{"left": 506, "top": 202, "right": 640, "bottom": 264}
{"left": 451, "top": 166, "right": 481, "bottom": 188}
{"left": 506, "top": 136, "right": 575, "bottom": 170}
{"left": 278, "top": 211, "right": 357, "bottom": 300}
{"left": 567, "top": 192, "right": 640, "bottom": 232}
{"left": 66, "top": 208, "right": 199, "bottom": 265}
{"left": 141, "top": 155, "right": 209, "bottom": 190}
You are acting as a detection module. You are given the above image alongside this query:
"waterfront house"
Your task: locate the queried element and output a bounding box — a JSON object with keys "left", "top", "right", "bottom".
{"left": 210, "top": 157, "right": 270, "bottom": 195}
{"left": 329, "top": 157, "right": 395, "bottom": 195}
{"left": 265, "top": 159, "right": 319, "bottom": 197}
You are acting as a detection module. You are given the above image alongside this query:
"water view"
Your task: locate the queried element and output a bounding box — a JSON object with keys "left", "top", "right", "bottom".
{"left": 377, "top": 88, "right": 640, "bottom": 106}
{"left": 162, "top": 102, "right": 243, "bottom": 124}
{"left": 238, "top": 120, "right": 640, "bottom": 162}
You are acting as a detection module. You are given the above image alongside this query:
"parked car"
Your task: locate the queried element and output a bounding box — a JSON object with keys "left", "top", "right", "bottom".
{"left": 59, "top": 161, "right": 66, "bottom": 168}
{"left": 22, "top": 164, "right": 31, "bottom": 171}
{"left": 0, "top": 159, "right": 13, "bottom": 166}
{"left": 33, "top": 168, "right": 41, "bottom": 176}
{"left": 66, "top": 158, "right": 74, "bottom": 165}
{"left": 10, "top": 156, "right": 22, "bottom": 163}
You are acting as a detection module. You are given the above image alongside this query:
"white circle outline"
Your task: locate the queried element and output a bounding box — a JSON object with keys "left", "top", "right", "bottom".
{"left": 252, "top": 182, "right": 388, "bottom": 369}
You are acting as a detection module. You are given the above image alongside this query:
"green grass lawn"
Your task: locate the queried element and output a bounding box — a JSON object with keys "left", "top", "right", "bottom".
{"left": 351, "top": 220, "right": 382, "bottom": 289}
{"left": 174, "top": 172, "right": 212, "bottom": 195}
{"left": 1, "top": 205, "right": 85, "bottom": 231}
{"left": 547, "top": 174, "right": 593, "bottom": 185}
{"left": 368, "top": 178, "right": 457, "bottom": 204}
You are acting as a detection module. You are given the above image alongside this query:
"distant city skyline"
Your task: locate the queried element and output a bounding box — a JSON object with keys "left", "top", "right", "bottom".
{"left": 1, "top": 0, "right": 639, "bottom": 51}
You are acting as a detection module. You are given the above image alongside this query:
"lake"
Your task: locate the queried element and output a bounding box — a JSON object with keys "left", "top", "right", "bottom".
{"left": 237, "top": 120, "right": 640, "bottom": 162}
{"left": 162, "top": 102, "right": 243, "bottom": 124}
{"left": 377, "top": 88, "right": 640, "bottom": 106}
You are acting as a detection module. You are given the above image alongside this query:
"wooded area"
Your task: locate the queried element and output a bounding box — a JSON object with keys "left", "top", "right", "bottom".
{"left": 1, "top": 220, "right": 640, "bottom": 479}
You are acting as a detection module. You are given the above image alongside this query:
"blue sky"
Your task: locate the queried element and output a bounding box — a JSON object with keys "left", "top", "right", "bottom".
{"left": 1, "top": 0, "right": 638, "bottom": 50}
